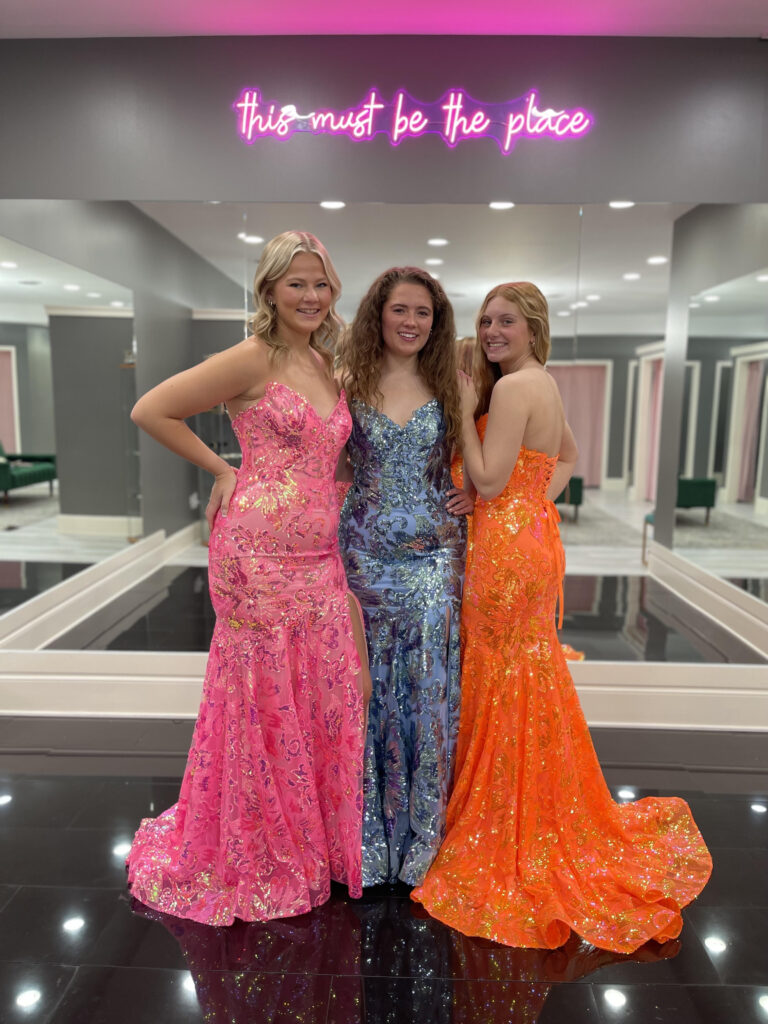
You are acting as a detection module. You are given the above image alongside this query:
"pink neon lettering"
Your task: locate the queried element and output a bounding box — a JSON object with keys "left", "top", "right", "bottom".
{"left": 503, "top": 112, "right": 525, "bottom": 152}
{"left": 442, "top": 91, "right": 490, "bottom": 146}
{"left": 354, "top": 90, "right": 385, "bottom": 138}
{"left": 410, "top": 110, "right": 428, "bottom": 133}
{"left": 392, "top": 92, "right": 428, "bottom": 143}
{"left": 236, "top": 91, "right": 294, "bottom": 141}
{"left": 568, "top": 111, "right": 590, "bottom": 135}
{"left": 234, "top": 87, "right": 593, "bottom": 152}
{"left": 311, "top": 109, "right": 356, "bottom": 132}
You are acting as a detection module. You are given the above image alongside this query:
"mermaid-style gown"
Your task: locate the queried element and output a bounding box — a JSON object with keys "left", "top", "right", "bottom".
{"left": 339, "top": 399, "right": 465, "bottom": 886}
{"left": 127, "top": 382, "right": 365, "bottom": 925}
{"left": 412, "top": 417, "right": 712, "bottom": 952}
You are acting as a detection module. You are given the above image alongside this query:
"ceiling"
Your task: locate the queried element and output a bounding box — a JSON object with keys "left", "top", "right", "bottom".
{"left": 0, "top": 0, "right": 766, "bottom": 37}
{"left": 134, "top": 200, "right": 686, "bottom": 337}
{"left": 3, "top": 201, "right": 767, "bottom": 338}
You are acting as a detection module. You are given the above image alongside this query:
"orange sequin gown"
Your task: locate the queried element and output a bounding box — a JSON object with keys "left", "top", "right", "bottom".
{"left": 411, "top": 417, "right": 712, "bottom": 953}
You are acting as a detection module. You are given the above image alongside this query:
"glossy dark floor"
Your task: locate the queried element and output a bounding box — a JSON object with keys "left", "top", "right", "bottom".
{"left": 1, "top": 728, "right": 766, "bottom": 1023}
{"left": 46, "top": 570, "right": 765, "bottom": 664}
{"left": 0, "top": 562, "right": 88, "bottom": 615}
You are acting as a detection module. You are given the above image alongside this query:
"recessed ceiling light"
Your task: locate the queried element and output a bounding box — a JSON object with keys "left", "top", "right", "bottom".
{"left": 425, "top": 258, "right": 444, "bottom": 266}
{"left": 320, "top": 200, "right": 346, "bottom": 210}
{"left": 704, "top": 295, "right": 720, "bottom": 302}
{"left": 63, "top": 284, "right": 81, "bottom": 292}
{"left": 585, "top": 294, "right": 601, "bottom": 301}
{"left": 489, "top": 201, "right": 515, "bottom": 210}
{"left": 689, "top": 302, "right": 701, "bottom": 309}
{"left": 617, "top": 788, "right": 636, "bottom": 800}
{"left": 603, "top": 990, "right": 627, "bottom": 1009}
{"left": 112, "top": 841, "right": 131, "bottom": 856}
{"left": 751, "top": 803, "right": 767, "bottom": 813}
{"left": 0, "top": 794, "right": 11, "bottom": 805}
{"left": 609, "top": 200, "right": 635, "bottom": 210}
{"left": 0, "top": 260, "right": 18, "bottom": 269}
{"left": 573, "top": 301, "right": 588, "bottom": 308}
{"left": 622, "top": 273, "right": 641, "bottom": 281}
{"left": 110, "top": 300, "right": 125, "bottom": 308}
{"left": 427, "top": 238, "right": 449, "bottom": 246}
{"left": 756, "top": 274, "right": 768, "bottom": 282}
{"left": 557, "top": 310, "right": 572, "bottom": 317}
{"left": 86, "top": 292, "right": 102, "bottom": 299}
{"left": 18, "top": 279, "right": 42, "bottom": 286}
{"left": 62, "top": 916, "right": 86, "bottom": 933}
{"left": 647, "top": 255, "right": 668, "bottom": 265}
{"left": 206, "top": 200, "right": 221, "bottom": 205}
{"left": 237, "top": 232, "right": 264, "bottom": 244}
{"left": 430, "top": 272, "right": 440, "bottom": 280}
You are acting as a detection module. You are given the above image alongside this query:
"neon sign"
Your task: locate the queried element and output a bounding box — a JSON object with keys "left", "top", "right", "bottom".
{"left": 234, "top": 88, "right": 593, "bottom": 154}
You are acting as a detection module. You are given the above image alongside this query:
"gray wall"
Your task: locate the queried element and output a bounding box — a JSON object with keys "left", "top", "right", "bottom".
{"left": 190, "top": 320, "right": 246, "bottom": 364}
{"left": 686, "top": 337, "right": 744, "bottom": 479}
{"left": 134, "top": 293, "right": 196, "bottom": 535}
{"left": 0, "top": 202, "right": 243, "bottom": 533}
{"left": 48, "top": 315, "right": 135, "bottom": 516}
{"left": 0, "top": 323, "right": 56, "bottom": 453}
{"left": 0, "top": 38, "right": 767, "bottom": 203}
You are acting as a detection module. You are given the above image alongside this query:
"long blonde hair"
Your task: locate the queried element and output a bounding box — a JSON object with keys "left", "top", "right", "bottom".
{"left": 473, "top": 282, "right": 551, "bottom": 418}
{"left": 250, "top": 231, "right": 344, "bottom": 368}
{"left": 343, "top": 267, "right": 462, "bottom": 450}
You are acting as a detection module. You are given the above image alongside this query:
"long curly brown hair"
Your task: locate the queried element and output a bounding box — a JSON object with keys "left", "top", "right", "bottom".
{"left": 473, "top": 281, "right": 551, "bottom": 418}
{"left": 342, "top": 267, "right": 462, "bottom": 450}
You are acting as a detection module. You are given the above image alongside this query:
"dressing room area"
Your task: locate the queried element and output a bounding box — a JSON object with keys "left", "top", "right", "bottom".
{"left": 0, "top": 31, "right": 766, "bottom": 1024}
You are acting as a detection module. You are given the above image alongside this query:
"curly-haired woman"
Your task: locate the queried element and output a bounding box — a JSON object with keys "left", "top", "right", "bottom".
{"left": 338, "top": 267, "right": 471, "bottom": 887}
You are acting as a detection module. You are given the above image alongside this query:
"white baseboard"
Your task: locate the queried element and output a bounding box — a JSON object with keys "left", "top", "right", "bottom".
{"left": 2, "top": 650, "right": 766, "bottom": 731}
{"left": 57, "top": 514, "right": 143, "bottom": 537}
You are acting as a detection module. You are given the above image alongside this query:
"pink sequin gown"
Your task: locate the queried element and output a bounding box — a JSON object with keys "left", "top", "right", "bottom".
{"left": 127, "top": 382, "right": 365, "bottom": 925}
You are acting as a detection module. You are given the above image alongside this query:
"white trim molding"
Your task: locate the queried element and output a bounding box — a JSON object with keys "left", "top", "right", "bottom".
{"left": 1, "top": 650, "right": 765, "bottom": 731}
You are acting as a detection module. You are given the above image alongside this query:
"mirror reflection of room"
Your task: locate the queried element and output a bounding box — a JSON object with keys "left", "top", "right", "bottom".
{"left": 2, "top": 200, "right": 767, "bottom": 655}
{"left": 677, "top": 266, "right": 768, "bottom": 595}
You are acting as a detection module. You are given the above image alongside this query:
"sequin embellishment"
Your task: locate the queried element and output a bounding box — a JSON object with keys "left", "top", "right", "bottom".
{"left": 127, "top": 382, "right": 365, "bottom": 924}
{"left": 412, "top": 416, "right": 712, "bottom": 952}
{"left": 339, "top": 399, "right": 465, "bottom": 885}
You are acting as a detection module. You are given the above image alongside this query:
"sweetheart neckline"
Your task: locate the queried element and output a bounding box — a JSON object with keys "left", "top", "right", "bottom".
{"left": 231, "top": 381, "right": 346, "bottom": 426}
{"left": 352, "top": 397, "right": 440, "bottom": 430}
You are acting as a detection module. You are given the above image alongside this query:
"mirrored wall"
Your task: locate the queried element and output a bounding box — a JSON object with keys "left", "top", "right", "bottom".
{"left": 1, "top": 200, "right": 767, "bottom": 578}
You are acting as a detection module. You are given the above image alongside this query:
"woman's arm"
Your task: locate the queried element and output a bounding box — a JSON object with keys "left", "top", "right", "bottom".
{"left": 546, "top": 422, "right": 579, "bottom": 500}
{"left": 459, "top": 374, "right": 529, "bottom": 501}
{"left": 131, "top": 339, "right": 265, "bottom": 526}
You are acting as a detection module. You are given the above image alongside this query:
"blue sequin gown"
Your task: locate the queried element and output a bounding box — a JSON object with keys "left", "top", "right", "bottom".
{"left": 339, "top": 399, "right": 466, "bottom": 886}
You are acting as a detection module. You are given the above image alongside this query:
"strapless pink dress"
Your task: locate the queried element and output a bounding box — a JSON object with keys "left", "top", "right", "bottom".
{"left": 127, "top": 382, "right": 365, "bottom": 925}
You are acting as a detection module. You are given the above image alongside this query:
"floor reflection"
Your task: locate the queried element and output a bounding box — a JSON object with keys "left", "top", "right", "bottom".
{"left": 131, "top": 891, "right": 679, "bottom": 1023}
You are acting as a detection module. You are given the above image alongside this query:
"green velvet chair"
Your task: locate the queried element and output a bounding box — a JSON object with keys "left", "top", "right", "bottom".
{"left": 0, "top": 441, "right": 57, "bottom": 501}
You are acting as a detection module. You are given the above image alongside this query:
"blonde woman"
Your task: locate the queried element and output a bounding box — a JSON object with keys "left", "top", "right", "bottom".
{"left": 127, "top": 231, "right": 368, "bottom": 924}
{"left": 339, "top": 267, "right": 471, "bottom": 887}
{"left": 413, "top": 282, "right": 711, "bottom": 951}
